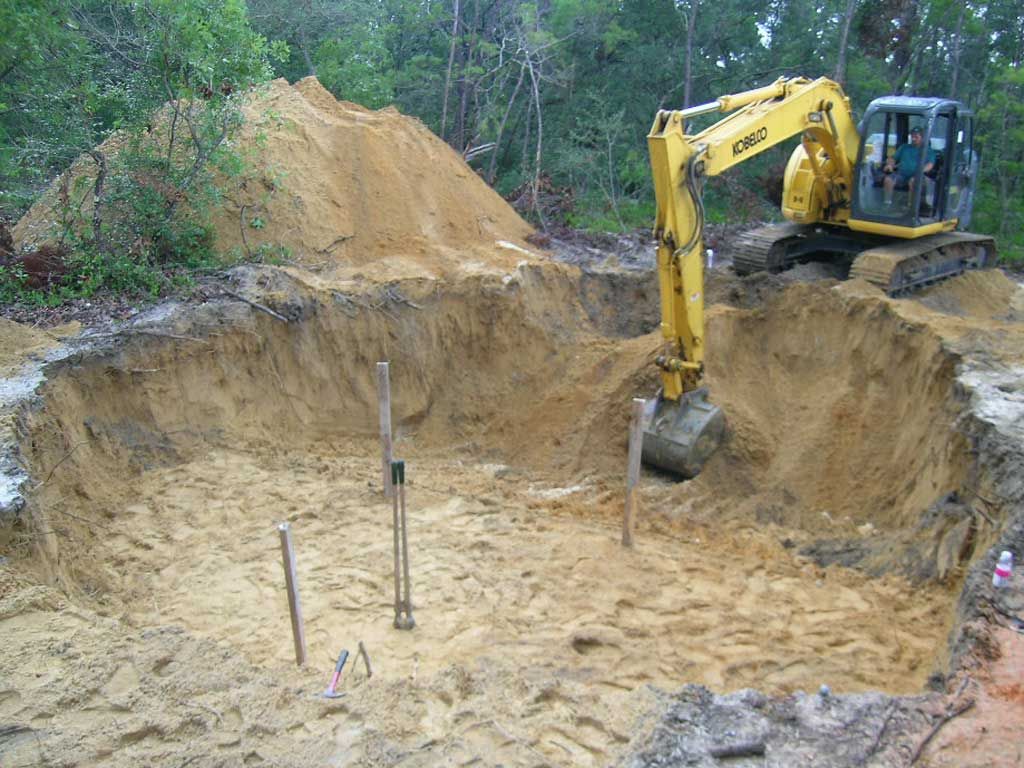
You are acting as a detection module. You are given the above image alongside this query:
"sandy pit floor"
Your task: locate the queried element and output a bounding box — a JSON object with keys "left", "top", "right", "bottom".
{"left": 1, "top": 266, "right": 1023, "bottom": 766}
{"left": 105, "top": 444, "right": 952, "bottom": 695}
{"left": 2, "top": 442, "right": 955, "bottom": 766}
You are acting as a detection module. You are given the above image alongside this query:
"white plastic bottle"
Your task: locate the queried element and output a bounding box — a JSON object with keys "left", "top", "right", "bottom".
{"left": 992, "top": 551, "right": 1013, "bottom": 588}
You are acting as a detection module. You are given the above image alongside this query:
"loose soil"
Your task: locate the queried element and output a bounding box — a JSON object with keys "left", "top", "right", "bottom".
{"left": 2, "top": 80, "right": 1023, "bottom": 767}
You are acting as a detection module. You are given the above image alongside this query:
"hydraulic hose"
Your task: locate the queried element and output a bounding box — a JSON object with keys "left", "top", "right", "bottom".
{"left": 675, "top": 149, "right": 707, "bottom": 258}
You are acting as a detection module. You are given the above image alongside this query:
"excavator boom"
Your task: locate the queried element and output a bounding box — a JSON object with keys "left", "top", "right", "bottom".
{"left": 641, "top": 77, "right": 860, "bottom": 477}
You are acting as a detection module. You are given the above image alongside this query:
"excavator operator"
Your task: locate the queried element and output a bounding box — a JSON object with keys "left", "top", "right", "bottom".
{"left": 883, "top": 126, "right": 936, "bottom": 206}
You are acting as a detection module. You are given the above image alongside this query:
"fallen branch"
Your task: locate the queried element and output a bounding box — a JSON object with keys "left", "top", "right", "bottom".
{"left": 223, "top": 289, "right": 290, "bottom": 323}
{"left": 0, "top": 724, "right": 32, "bottom": 739}
{"left": 970, "top": 502, "right": 995, "bottom": 526}
{"left": 123, "top": 329, "right": 207, "bottom": 343}
{"left": 381, "top": 286, "right": 422, "bottom": 310}
{"left": 317, "top": 234, "right": 354, "bottom": 255}
{"left": 709, "top": 740, "right": 765, "bottom": 759}
{"left": 909, "top": 699, "right": 975, "bottom": 765}
{"left": 32, "top": 441, "right": 88, "bottom": 490}
{"left": 49, "top": 507, "right": 111, "bottom": 530}
{"left": 864, "top": 701, "right": 896, "bottom": 760}
{"left": 963, "top": 484, "right": 999, "bottom": 508}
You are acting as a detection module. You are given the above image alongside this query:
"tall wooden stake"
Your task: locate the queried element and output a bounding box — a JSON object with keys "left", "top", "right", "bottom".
{"left": 622, "top": 398, "right": 645, "bottom": 547}
{"left": 278, "top": 522, "right": 307, "bottom": 666}
{"left": 377, "top": 362, "right": 393, "bottom": 498}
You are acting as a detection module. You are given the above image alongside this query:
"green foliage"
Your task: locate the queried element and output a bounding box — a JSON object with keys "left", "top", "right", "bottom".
{"left": 975, "top": 64, "right": 1024, "bottom": 264}
{"left": 4, "top": 0, "right": 1024, "bottom": 308}
{"left": 314, "top": 29, "right": 396, "bottom": 108}
{"left": 0, "top": 0, "right": 285, "bottom": 307}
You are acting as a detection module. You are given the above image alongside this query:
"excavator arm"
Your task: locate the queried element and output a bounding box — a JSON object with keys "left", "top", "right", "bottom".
{"left": 642, "top": 76, "right": 859, "bottom": 477}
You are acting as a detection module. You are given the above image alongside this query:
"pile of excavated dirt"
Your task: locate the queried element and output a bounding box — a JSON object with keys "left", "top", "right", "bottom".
{"left": 13, "top": 78, "right": 534, "bottom": 281}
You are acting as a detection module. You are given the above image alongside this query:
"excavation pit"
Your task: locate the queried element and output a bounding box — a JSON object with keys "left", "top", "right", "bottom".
{"left": 4, "top": 263, "right": 1015, "bottom": 766}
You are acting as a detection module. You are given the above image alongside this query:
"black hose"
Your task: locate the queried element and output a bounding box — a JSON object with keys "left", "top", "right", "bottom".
{"left": 676, "top": 150, "right": 706, "bottom": 257}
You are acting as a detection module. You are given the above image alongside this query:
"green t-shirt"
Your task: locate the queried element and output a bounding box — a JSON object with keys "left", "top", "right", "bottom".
{"left": 895, "top": 142, "right": 936, "bottom": 177}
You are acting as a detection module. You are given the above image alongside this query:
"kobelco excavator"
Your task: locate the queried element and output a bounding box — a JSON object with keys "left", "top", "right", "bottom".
{"left": 641, "top": 76, "right": 995, "bottom": 477}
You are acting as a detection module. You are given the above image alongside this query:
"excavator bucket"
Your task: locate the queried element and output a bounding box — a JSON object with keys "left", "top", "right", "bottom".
{"left": 641, "top": 389, "right": 725, "bottom": 478}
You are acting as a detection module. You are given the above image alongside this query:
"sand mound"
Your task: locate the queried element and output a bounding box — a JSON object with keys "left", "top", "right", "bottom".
{"left": 215, "top": 78, "right": 533, "bottom": 275}
{"left": 13, "top": 78, "right": 534, "bottom": 279}
{"left": 916, "top": 269, "right": 1024, "bottom": 321}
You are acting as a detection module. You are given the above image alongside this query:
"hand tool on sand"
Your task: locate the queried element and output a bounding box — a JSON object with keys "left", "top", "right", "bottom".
{"left": 391, "top": 460, "right": 415, "bottom": 629}
{"left": 322, "top": 649, "right": 349, "bottom": 698}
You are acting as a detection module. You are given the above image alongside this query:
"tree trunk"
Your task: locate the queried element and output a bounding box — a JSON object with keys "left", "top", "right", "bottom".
{"left": 456, "top": 0, "right": 481, "bottom": 152}
{"left": 86, "top": 150, "right": 107, "bottom": 253}
{"left": 525, "top": 50, "right": 545, "bottom": 227}
{"left": 440, "top": 0, "right": 461, "bottom": 142}
{"left": 834, "top": 0, "right": 858, "bottom": 85}
{"left": 298, "top": 0, "right": 317, "bottom": 76}
{"left": 682, "top": 1, "right": 698, "bottom": 108}
{"left": 948, "top": 4, "right": 965, "bottom": 98}
{"left": 488, "top": 64, "right": 526, "bottom": 184}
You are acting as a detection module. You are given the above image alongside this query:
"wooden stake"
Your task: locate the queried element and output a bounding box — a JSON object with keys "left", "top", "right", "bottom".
{"left": 277, "top": 522, "right": 307, "bottom": 666}
{"left": 377, "top": 362, "right": 394, "bottom": 498}
{"left": 357, "top": 640, "right": 373, "bottom": 678}
{"left": 622, "top": 398, "right": 645, "bottom": 547}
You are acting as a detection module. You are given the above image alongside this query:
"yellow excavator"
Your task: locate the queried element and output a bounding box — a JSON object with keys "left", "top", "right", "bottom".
{"left": 641, "top": 75, "right": 996, "bottom": 477}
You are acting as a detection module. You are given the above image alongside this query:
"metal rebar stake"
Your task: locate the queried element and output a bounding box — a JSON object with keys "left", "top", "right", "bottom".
{"left": 391, "top": 461, "right": 403, "bottom": 627}
{"left": 391, "top": 460, "right": 415, "bottom": 629}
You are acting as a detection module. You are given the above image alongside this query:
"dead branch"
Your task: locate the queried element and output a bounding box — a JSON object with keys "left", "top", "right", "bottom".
{"left": 48, "top": 507, "right": 112, "bottom": 530}
{"left": 909, "top": 699, "right": 975, "bottom": 765}
{"left": 32, "top": 441, "right": 88, "bottom": 490}
{"left": 317, "top": 234, "right": 354, "bottom": 255}
{"left": 381, "top": 286, "right": 423, "bottom": 310}
{"left": 709, "top": 740, "right": 765, "bottom": 759}
{"left": 223, "top": 289, "right": 289, "bottom": 323}
{"left": 864, "top": 701, "right": 896, "bottom": 760}
{"left": 123, "top": 329, "right": 207, "bottom": 342}
{"left": 971, "top": 502, "right": 996, "bottom": 526}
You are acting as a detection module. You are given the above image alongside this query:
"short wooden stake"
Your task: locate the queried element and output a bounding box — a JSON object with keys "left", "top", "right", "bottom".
{"left": 357, "top": 640, "right": 373, "bottom": 678}
{"left": 622, "top": 398, "right": 645, "bottom": 547}
{"left": 377, "top": 362, "right": 394, "bottom": 498}
{"left": 277, "top": 522, "right": 307, "bottom": 666}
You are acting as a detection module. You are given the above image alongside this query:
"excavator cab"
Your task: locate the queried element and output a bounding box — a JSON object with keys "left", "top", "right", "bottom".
{"left": 851, "top": 98, "right": 979, "bottom": 231}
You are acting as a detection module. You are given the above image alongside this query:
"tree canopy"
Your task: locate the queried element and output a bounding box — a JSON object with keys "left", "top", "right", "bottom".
{"left": 1, "top": 0, "right": 1022, "bottom": 302}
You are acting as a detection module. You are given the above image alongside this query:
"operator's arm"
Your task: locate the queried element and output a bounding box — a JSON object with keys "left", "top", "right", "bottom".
{"left": 923, "top": 147, "right": 936, "bottom": 174}
{"left": 888, "top": 144, "right": 908, "bottom": 173}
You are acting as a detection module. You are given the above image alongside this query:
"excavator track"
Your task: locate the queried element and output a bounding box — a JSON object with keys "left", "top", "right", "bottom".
{"left": 732, "top": 223, "right": 811, "bottom": 275}
{"left": 849, "top": 232, "right": 997, "bottom": 296}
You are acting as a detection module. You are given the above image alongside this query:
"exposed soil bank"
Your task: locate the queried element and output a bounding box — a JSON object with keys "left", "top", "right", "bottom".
{"left": 2, "top": 265, "right": 1022, "bottom": 766}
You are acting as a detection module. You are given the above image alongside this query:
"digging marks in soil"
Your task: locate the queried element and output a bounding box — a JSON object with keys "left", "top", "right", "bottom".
{"left": 1, "top": 267, "right": 1022, "bottom": 766}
